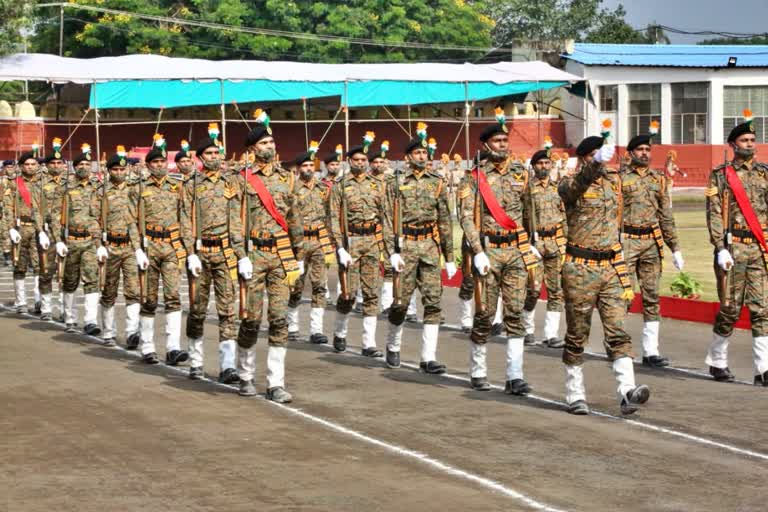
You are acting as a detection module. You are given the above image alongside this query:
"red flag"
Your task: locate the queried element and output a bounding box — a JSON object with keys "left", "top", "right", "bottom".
{"left": 724, "top": 166, "right": 768, "bottom": 254}
{"left": 241, "top": 170, "right": 288, "bottom": 232}
{"left": 16, "top": 177, "right": 32, "bottom": 208}
{"left": 471, "top": 168, "right": 518, "bottom": 231}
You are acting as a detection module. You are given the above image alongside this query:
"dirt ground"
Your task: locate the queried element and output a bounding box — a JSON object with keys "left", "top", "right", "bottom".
{"left": 1, "top": 267, "right": 767, "bottom": 512}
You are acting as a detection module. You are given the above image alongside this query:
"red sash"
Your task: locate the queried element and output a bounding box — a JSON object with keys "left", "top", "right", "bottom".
{"left": 16, "top": 177, "right": 32, "bottom": 208}
{"left": 724, "top": 166, "right": 768, "bottom": 254}
{"left": 242, "top": 170, "right": 288, "bottom": 232}
{"left": 472, "top": 168, "right": 517, "bottom": 231}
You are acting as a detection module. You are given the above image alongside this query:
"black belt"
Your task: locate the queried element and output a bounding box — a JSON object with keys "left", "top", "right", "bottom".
{"left": 537, "top": 227, "right": 558, "bottom": 238}
{"left": 566, "top": 245, "right": 616, "bottom": 261}
{"left": 201, "top": 237, "right": 223, "bottom": 248}
{"left": 484, "top": 231, "right": 518, "bottom": 244}
{"left": 251, "top": 237, "right": 275, "bottom": 249}
{"left": 304, "top": 228, "right": 320, "bottom": 237}
{"left": 732, "top": 228, "right": 754, "bottom": 240}
{"left": 146, "top": 228, "right": 171, "bottom": 238}
{"left": 19, "top": 215, "right": 34, "bottom": 223}
{"left": 68, "top": 228, "right": 91, "bottom": 238}
{"left": 623, "top": 224, "right": 655, "bottom": 236}
{"left": 402, "top": 225, "right": 433, "bottom": 237}
{"left": 348, "top": 224, "right": 377, "bottom": 236}
{"left": 107, "top": 233, "right": 130, "bottom": 244}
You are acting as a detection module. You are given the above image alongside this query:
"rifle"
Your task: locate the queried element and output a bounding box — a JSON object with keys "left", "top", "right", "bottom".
{"left": 99, "top": 177, "right": 108, "bottom": 292}
{"left": 392, "top": 165, "right": 402, "bottom": 306}
{"left": 138, "top": 172, "right": 147, "bottom": 303}
{"left": 720, "top": 150, "right": 732, "bottom": 307}
{"left": 189, "top": 163, "right": 200, "bottom": 307}
{"left": 473, "top": 152, "right": 486, "bottom": 314}
{"left": 338, "top": 164, "right": 350, "bottom": 301}
{"left": 527, "top": 166, "right": 541, "bottom": 295}
{"left": 239, "top": 152, "right": 251, "bottom": 319}
{"left": 11, "top": 179, "right": 20, "bottom": 266}
{"left": 58, "top": 171, "right": 71, "bottom": 284}
{"left": 37, "top": 170, "right": 48, "bottom": 275}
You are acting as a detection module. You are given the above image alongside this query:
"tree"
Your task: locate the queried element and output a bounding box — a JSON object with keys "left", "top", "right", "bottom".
{"left": 30, "top": 0, "right": 494, "bottom": 63}
{"left": 699, "top": 35, "right": 768, "bottom": 45}
{"left": 0, "top": 0, "right": 35, "bottom": 56}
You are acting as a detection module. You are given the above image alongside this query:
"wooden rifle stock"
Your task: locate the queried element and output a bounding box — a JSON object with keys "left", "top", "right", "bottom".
{"left": 473, "top": 162, "right": 485, "bottom": 314}
{"left": 392, "top": 168, "right": 402, "bottom": 306}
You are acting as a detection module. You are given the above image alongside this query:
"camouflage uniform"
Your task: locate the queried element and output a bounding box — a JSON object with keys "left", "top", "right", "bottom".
{"left": 37, "top": 174, "right": 63, "bottom": 317}
{"left": 0, "top": 175, "right": 12, "bottom": 260}
{"left": 329, "top": 169, "right": 386, "bottom": 353}
{"left": 620, "top": 164, "right": 679, "bottom": 359}
{"left": 371, "top": 169, "right": 394, "bottom": 312}
{"left": 287, "top": 176, "right": 332, "bottom": 342}
{"left": 383, "top": 165, "right": 454, "bottom": 367}
{"left": 705, "top": 159, "right": 768, "bottom": 382}
{"left": 460, "top": 160, "right": 536, "bottom": 391}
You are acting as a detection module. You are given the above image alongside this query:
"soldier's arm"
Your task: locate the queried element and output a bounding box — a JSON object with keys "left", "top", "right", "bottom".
{"left": 558, "top": 162, "right": 601, "bottom": 206}
{"left": 382, "top": 179, "right": 396, "bottom": 257}
{"left": 225, "top": 176, "right": 246, "bottom": 260}
{"left": 459, "top": 178, "right": 483, "bottom": 255}
{"left": 436, "top": 179, "right": 454, "bottom": 263}
{"left": 559, "top": 197, "right": 568, "bottom": 238}
{"left": 287, "top": 180, "right": 305, "bottom": 262}
{"left": 179, "top": 179, "right": 193, "bottom": 252}
{"left": 88, "top": 187, "right": 102, "bottom": 241}
{"left": 657, "top": 175, "right": 680, "bottom": 252}
{"left": 706, "top": 169, "right": 725, "bottom": 251}
{"left": 126, "top": 186, "right": 141, "bottom": 251}
{"left": 328, "top": 183, "right": 343, "bottom": 250}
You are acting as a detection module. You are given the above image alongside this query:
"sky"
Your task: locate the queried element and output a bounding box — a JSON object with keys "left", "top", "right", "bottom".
{"left": 602, "top": 0, "right": 768, "bottom": 44}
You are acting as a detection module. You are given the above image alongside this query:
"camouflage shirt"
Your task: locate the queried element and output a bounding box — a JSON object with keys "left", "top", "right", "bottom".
{"left": 527, "top": 176, "right": 566, "bottom": 233}
{"left": 130, "top": 175, "right": 182, "bottom": 247}
{"left": 620, "top": 164, "right": 679, "bottom": 251}
{"left": 329, "top": 170, "right": 385, "bottom": 248}
{"left": 296, "top": 176, "right": 331, "bottom": 228}
{"left": 558, "top": 162, "right": 621, "bottom": 251}
{"left": 98, "top": 180, "right": 138, "bottom": 249}
{"left": 3, "top": 175, "right": 43, "bottom": 230}
{"left": 706, "top": 159, "right": 768, "bottom": 251}
{"left": 57, "top": 177, "right": 101, "bottom": 240}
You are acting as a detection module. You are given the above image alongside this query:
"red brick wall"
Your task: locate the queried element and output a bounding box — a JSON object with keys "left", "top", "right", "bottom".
{"left": 0, "top": 121, "right": 46, "bottom": 160}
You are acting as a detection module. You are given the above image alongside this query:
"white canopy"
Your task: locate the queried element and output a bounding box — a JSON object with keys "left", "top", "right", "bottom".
{"left": 0, "top": 53, "right": 580, "bottom": 84}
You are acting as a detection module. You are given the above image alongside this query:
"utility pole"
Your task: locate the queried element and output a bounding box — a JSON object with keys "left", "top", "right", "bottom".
{"left": 59, "top": 5, "right": 64, "bottom": 56}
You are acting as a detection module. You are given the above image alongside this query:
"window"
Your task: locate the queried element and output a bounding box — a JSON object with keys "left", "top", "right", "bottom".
{"left": 474, "top": 107, "right": 484, "bottom": 118}
{"left": 723, "top": 86, "right": 768, "bottom": 143}
{"left": 671, "top": 82, "right": 708, "bottom": 144}
{"left": 627, "top": 84, "right": 661, "bottom": 139}
{"left": 599, "top": 85, "right": 617, "bottom": 112}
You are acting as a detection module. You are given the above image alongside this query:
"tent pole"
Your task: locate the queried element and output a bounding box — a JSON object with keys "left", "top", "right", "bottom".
{"left": 344, "top": 80, "right": 349, "bottom": 168}
{"left": 59, "top": 5, "right": 64, "bottom": 57}
{"left": 94, "top": 82, "right": 101, "bottom": 176}
{"left": 220, "top": 80, "right": 227, "bottom": 158}
{"left": 302, "top": 97, "right": 309, "bottom": 148}
{"left": 407, "top": 105, "right": 412, "bottom": 136}
{"left": 536, "top": 80, "right": 542, "bottom": 150}
{"left": 463, "top": 81, "right": 471, "bottom": 169}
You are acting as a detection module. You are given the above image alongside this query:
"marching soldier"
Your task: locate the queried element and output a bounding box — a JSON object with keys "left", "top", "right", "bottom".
{"left": 384, "top": 123, "right": 455, "bottom": 373}
{"left": 705, "top": 110, "right": 768, "bottom": 386}
{"left": 460, "top": 111, "right": 541, "bottom": 394}
{"left": 323, "top": 145, "right": 343, "bottom": 183}
{"left": 233, "top": 111, "right": 303, "bottom": 402}
{"left": 53, "top": 143, "right": 101, "bottom": 334}
{"left": 457, "top": 154, "right": 480, "bottom": 333}
{"left": 329, "top": 133, "right": 387, "bottom": 357}
{"left": 130, "top": 135, "right": 187, "bottom": 365}
{"left": 370, "top": 141, "right": 395, "bottom": 314}
{"left": 5, "top": 148, "right": 49, "bottom": 314}
{"left": 558, "top": 130, "right": 650, "bottom": 415}
{"left": 0, "top": 160, "right": 13, "bottom": 265}
{"left": 287, "top": 143, "right": 334, "bottom": 345}
{"left": 622, "top": 123, "right": 684, "bottom": 367}
{"left": 174, "top": 140, "right": 195, "bottom": 180}
{"left": 521, "top": 140, "right": 567, "bottom": 349}
{"left": 97, "top": 147, "right": 144, "bottom": 350}
{"left": 37, "top": 139, "right": 66, "bottom": 321}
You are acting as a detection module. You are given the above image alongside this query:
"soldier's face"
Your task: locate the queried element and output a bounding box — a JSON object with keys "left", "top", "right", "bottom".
{"left": 583, "top": 149, "right": 598, "bottom": 164}
{"left": 251, "top": 137, "right": 276, "bottom": 162}
{"left": 370, "top": 158, "right": 386, "bottom": 173}
{"left": 348, "top": 154, "right": 368, "bottom": 173}
{"left": 407, "top": 148, "right": 428, "bottom": 169}
{"left": 21, "top": 158, "right": 38, "bottom": 177}
{"left": 631, "top": 145, "right": 651, "bottom": 165}
{"left": 485, "top": 134, "right": 509, "bottom": 154}
{"left": 177, "top": 157, "right": 194, "bottom": 174}
{"left": 299, "top": 161, "right": 314, "bottom": 178}
{"left": 534, "top": 159, "right": 552, "bottom": 172}
{"left": 733, "top": 133, "right": 756, "bottom": 150}
{"left": 109, "top": 166, "right": 127, "bottom": 182}
{"left": 326, "top": 161, "right": 340, "bottom": 175}
{"left": 148, "top": 157, "right": 168, "bottom": 177}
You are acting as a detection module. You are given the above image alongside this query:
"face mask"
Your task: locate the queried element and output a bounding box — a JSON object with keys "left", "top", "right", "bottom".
{"left": 734, "top": 146, "right": 755, "bottom": 161}
{"left": 535, "top": 169, "right": 550, "bottom": 180}
{"left": 75, "top": 167, "right": 89, "bottom": 179}
{"left": 149, "top": 166, "right": 168, "bottom": 178}
{"left": 110, "top": 172, "right": 126, "bottom": 183}
{"left": 631, "top": 154, "right": 649, "bottom": 167}
{"left": 410, "top": 160, "right": 427, "bottom": 171}
{"left": 300, "top": 169, "right": 314, "bottom": 180}
{"left": 488, "top": 150, "right": 508, "bottom": 163}
{"left": 203, "top": 158, "right": 220, "bottom": 171}
{"left": 350, "top": 163, "right": 367, "bottom": 174}
{"left": 255, "top": 148, "right": 275, "bottom": 162}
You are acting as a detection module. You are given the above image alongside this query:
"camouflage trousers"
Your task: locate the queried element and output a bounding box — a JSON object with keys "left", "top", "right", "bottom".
{"left": 714, "top": 242, "right": 768, "bottom": 337}
{"left": 524, "top": 243, "right": 564, "bottom": 313}
{"left": 562, "top": 261, "right": 633, "bottom": 366}
{"left": 458, "top": 239, "right": 474, "bottom": 301}
{"left": 237, "top": 249, "right": 289, "bottom": 349}
{"left": 337, "top": 234, "right": 381, "bottom": 317}
{"left": 100, "top": 244, "right": 140, "bottom": 308}
{"left": 37, "top": 242, "right": 57, "bottom": 295}
{"left": 623, "top": 237, "right": 661, "bottom": 322}
{"left": 471, "top": 246, "right": 528, "bottom": 343}
{"left": 388, "top": 237, "right": 442, "bottom": 325}
{"left": 186, "top": 249, "right": 237, "bottom": 342}
{"left": 62, "top": 238, "right": 99, "bottom": 294}
{"left": 141, "top": 240, "right": 180, "bottom": 316}
{"left": 289, "top": 239, "right": 327, "bottom": 309}
{"left": 382, "top": 256, "right": 393, "bottom": 281}
{"left": 0, "top": 212, "right": 11, "bottom": 255}
{"left": 12, "top": 224, "right": 40, "bottom": 280}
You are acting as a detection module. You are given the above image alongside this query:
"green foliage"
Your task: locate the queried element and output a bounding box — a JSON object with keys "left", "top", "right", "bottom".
{"left": 30, "top": 0, "right": 493, "bottom": 63}
{"left": 699, "top": 36, "right": 768, "bottom": 45}
{"left": 670, "top": 271, "right": 703, "bottom": 299}
{"left": 0, "top": 0, "right": 35, "bottom": 57}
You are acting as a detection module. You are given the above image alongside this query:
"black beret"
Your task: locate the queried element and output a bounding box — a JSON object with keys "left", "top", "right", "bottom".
{"left": 44, "top": 151, "right": 65, "bottom": 164}
{"left": 575, "top": 136, "right": 604, "bottom": 157}
{"left": 17, "top": 152, "right": 37, "bottom": 165}
{"left": 174, "top": 150, "right": 191, "bottom": 163}
{"left": 145, "top": 147, "right": 167, "bottom": 163}
{"left": 245, "top": 125, "right": 273, "bottom": 147}
{"left": 627, "top": 134, "right": 652, "bottom": 152}
{"left": 346, "top": 145, "right": 367, "bottom": 158}
{"left": 728, "top": 121, "right": 755, "bottom": 143}
{"left": 106, "top": 153, "right": 128, "bottom": 169}
{"left": 323, "top": 152, "right": 340, "bottom": 164}
{"left": 195, "top": 138, "right": 219, "bottom": 157}
{"left": 72, "top": 152, "right": 93, "bottom": 166}
{"left": 479, "top": 123, "right": 508, "bottom": 143}
{"left": 127, "top": 157, "right": 140, "bottom": 165}
{"left": 404, "top": 137, "right": 428, "bottom": 155}
{"left": 530, "top": 149, "right": 551, "bottom": 166}
{"left": 2, "top": 160, "right": 14, "bottom": 166}
{"left": 294, "top": 151, "right": 314, "bottom": 166}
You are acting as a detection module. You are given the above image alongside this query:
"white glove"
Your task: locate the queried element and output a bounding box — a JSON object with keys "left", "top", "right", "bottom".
{"left": 530, "top": 245, "right": 542, "bottom": 260}
{"left": 187, "top": 254, "right": 202, "bottom": 277}
{"left": 38, "top": 231, "right": 50, "bottom": 250}
{"left": 390, "top": 253, "right": 405, "bottom": 272}
{"left": 717, "top": 249, "right": 733, "bottom": 271}
{"left": 473, "top": 251, "right": 490, "bottom": 276}
{"left": 238, "top": 257, "right": 253, "bottom": 280}
{"left": 56, "top": 242, "right": 68, "bottom": 257}
{"left": 445, "top": 261, "right": 457, "bottom": 280}
{"left": 594, "top": 144, "right": 616, "bottom": 163}
{"left": 297, "top": 260, "right": 305, "bottom": 276}
{"left": 96, "top": 245, "right": 109, "bottom": 263}
{"left": 337, "top": 248, "right": 352, "bottom": 268}
{"left": 9, "top": 228, "right": 20, "bottom": 244}
{"left": 134, "top": 249, "right": 149, "bottom": 270}
{"left": 672, "top": 250, "right": 685, "bottom": 271}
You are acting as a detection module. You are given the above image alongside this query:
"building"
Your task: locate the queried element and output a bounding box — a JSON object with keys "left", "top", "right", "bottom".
{"left": 561, "top": 43, "right": 768, "bottom": 185}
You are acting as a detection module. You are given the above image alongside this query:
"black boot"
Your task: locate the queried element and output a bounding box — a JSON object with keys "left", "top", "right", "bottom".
{"left": 470, "top": 377, "right": 491, "bottom": 391}
{"left": 709, "top": 366, "right": 735, "bottom": 382}
{"left": 142, "top": 352, "right": 160, "bottom": 365}
{"left": 310, "top": 333, "right": 328, "bottom": 345}
{"left": 754, "top": 371, "right": 768, "bottom": 387}
{"left": 333, "top": 335, "right": 346, "bottom": 353}
{"left": 505, "top": 378, "right": 531, "bottom": 396}
{"left": 165, "top": 350, "right": 189, "bottom": 366}
{"left": 490, "top": 322, "right": 503, "bottom": 336}
{"left": 362, "top": 347, "right": 383, "bottom": 358}
{"left": 567, "top": 400, "right": 590, "bottom": 415}
{"left": 218, "top": 368, "right": 240, "bottom": 385}
{"left": 620, "top": 385, "right": 650, "bottom": 415}
{"left": 385, "top": 349, "right": 400, "bottom": 369}
{"left": 125, "top": 332, "right": 140, "bottom": 350}
{"left": 189, "top": 366, "right": 204, "bottom": 380}
{"left": 523, "top": 333, "right": 536, "bottom": 345}
{"left": 83, "top": 323, "right": 101, "bottom": 336}
{"left": 642, "top": 355, "right": 670, "bottom": 368}
{"left": 419, "top": 361, "right": 446, "bottom": 374}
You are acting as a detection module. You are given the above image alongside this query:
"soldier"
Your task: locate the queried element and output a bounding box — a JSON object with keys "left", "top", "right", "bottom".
{"left": 234, "top": 111, "right": 304, "bottom": 402}
{"left": 622, "top": 123, "right": 684, "bottom": 367}
{"left": 457, "top": 154, "right": 480, "bottom": 333}
{"left": 287, "top": 143, "right": 334, "bottom": 345}
{"left": 383, "top": 123, "right": 455, "bottom": 373}
{"left": 0, "top": 160, "right": 13, "bottom": 265}
{"left": 705, "top": 111, "right": 768, "bottom": 386}
{"left": 37, "top": 139, "right": 66, "bottom": 321}
{"left": 558, "top": 131, "right": 650, "bottom": 415}
{"left": 329, "top": 133, "right": 387, "bottom": 357}
{"left": 129, "top": 135, "right": 187, "bottom": 365}
{"left": 460, "top": 112, "right": 541, "bottom": 394}
{"left": 323, "top": 146, "right": 343, "bottom": 183}
{"left": 521, "top": 140, "right": 567, "bottom": 349}
{"left": 5, "top": 148, "right": 49, "bottom": 314}
{"left": 97, "top": 147, "right": 145, "bottom": 350}
{"left": 370, "top": 140, "right": 395, "bottom": 314}
{"left": 174, "top": 140, "right": 195, "bottom": 181}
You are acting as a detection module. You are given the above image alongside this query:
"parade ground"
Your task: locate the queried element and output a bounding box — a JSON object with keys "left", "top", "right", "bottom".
{"left": 1, "top": 261, "right": 767, "bottom": 512}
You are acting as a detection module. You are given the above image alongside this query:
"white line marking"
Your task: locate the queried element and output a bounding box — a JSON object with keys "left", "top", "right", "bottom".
{"left": 0, "top": 305, "right": 567, "bottom": 512}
